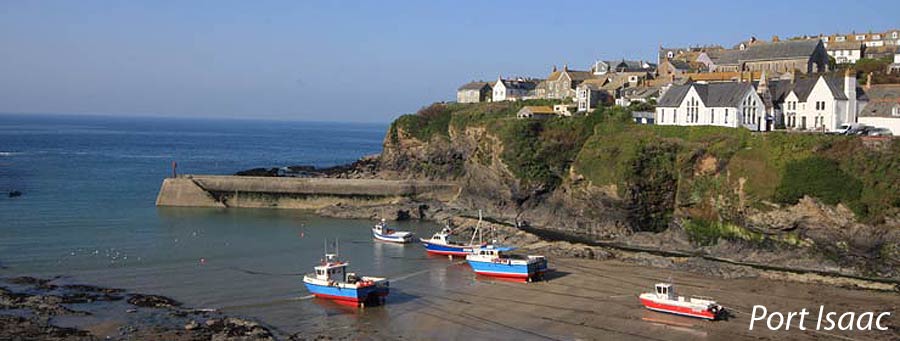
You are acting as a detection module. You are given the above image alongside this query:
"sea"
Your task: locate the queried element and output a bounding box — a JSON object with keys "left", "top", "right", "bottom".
{"left": 0, "top": 113, "right": 474, "bottom": 336}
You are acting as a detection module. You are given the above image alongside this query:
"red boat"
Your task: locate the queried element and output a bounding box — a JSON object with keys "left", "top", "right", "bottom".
{"left": 639, "top": 283, "right": 723, "bottom": 320}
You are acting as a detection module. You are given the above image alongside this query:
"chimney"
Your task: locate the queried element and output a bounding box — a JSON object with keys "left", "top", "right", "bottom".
{"left": 772, "top": 35, "right": 780, "bottom": 42}
{"left": 563, "top": 64, "right": 568, "bottom": 72}
{"left": 844, "top": 68, "right": 858, "bottom": 124}
{"left": 552, "top": 65, "right": 557, "bottom": 72}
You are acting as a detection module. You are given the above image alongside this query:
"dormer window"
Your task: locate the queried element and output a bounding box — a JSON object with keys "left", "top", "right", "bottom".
{"left": 739, "top": 43, "right": 746, "bottom": 50}
{"left": 667, "top": 51, "right": 674, "bottom": 59}
{"left": 893, "top": 32, "right": 899, "bottom": 39}
{"left": 836, "top": 36, "right": 846, "bottom": 42}
{"left": 856, "top": 35, "right": 866, "bottom": 40}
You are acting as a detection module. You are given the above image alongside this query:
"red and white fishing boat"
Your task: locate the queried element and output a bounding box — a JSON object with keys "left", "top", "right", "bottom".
{"left": 639, "top": 283, "right": 724, "bottom": 320}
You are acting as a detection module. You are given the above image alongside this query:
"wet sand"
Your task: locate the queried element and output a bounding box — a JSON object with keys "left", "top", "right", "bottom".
{"left": 294, "top": 257, "right": 899, "bottom": 340}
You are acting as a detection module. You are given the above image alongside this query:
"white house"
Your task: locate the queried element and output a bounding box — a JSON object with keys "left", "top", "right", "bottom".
{"left": 825, "top": 41, "right": 865, "bottom": 64}
{"left": 655, "top": 82, "right": 767, "bottom": 131}
{"left": 492, "top": 77, "right": 537, "bottom": 102}
{"left": 782, "top": 71, "right": 866, "bottom": 132}
{"left": 857, "top": 84, "right": 900, "bottom": 135}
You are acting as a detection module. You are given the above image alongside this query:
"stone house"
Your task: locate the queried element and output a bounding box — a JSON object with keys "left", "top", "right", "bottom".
{"left": 456, "top": 81, "right": 492, "bottom": 103}
{"left": 657, "top": 59, "right": 692, "bottom": 80}
{"left": 711, "top": 39, "right": 829, "bottom": 74}
{"left": 655, "top": 82, "right": 767, "bottom": 131}
{"left": 781, "top": 70, "right": 867, "bottom": 132}
{"left": 492, "top": 77, "right": 538, "bottom": 102}
{"left": 544, "top": 65, "right": 596, "bottom": 99}
{"left": 858, "top": 84, "right": 900, "bottom": 134}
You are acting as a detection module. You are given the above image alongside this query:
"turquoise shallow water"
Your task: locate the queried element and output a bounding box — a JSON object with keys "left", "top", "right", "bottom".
{"left": 0, "top": 113, "right": 467, "bottom": 335}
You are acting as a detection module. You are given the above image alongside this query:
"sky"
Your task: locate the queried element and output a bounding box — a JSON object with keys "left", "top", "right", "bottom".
{"left": 1, "top": 1, "right": 899, "bottom": 123}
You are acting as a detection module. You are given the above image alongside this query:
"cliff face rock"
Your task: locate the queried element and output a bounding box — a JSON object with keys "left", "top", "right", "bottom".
{"left": 378, "top": 102, "right": 900, "bottom": 279}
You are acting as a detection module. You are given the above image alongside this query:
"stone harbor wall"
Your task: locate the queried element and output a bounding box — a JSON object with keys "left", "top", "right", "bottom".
{"left": 156, "top": 175, "right": 460, "bottom": 210}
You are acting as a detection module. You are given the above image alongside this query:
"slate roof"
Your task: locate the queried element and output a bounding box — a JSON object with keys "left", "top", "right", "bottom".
{"left": 739, "top": 40, "right": 822, "bottom": 61}
{"left": 656, "top": 82, "right": 753, "bottom": 107}
{"left": 547, "top": 70, "right": 595, "bottom": 82}
{"left": 458, "top": 81, "right": 491, "bottom": 91}
{"left": 500, "top": 79, "right": 539, "bottom": 91}
{"left": 656, "top": 84, "right": 691, "bottom": 107}
{"left": 858, "top": 85, "right": 900, "bottom": 118}
{"left": 825, "top": 41, "right": 865, "bottom": 50}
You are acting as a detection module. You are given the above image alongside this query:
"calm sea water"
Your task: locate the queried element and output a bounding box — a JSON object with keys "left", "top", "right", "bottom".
{"left": 0, "top": 113, "right": 470, "bottom": 335}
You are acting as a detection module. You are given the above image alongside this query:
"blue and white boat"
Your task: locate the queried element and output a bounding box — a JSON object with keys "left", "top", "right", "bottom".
{"left": 466, "top": 245, "right": 548, "bottom": 282}
{"left": 421, "top": 226, "right": 485, "bottom": 256}
{"left": 302, "top": 252, "right": 390, "bottom": 307}
{"left": 372, "top": 219, "right": 415, "bottom": 243}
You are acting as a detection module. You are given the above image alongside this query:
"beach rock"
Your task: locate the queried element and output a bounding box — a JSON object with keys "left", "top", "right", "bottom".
{"left": 0, "top": 315, "right": 95, "bottom": 341}
{"left": 127, "top": 294, "right": 182, "bottom": 309}
{"left": 185, "top": 320, "right": 200, "bottom": 330}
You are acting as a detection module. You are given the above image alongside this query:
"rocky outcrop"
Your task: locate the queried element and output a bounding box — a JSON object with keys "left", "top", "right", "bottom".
{"left": 0, "top": 277, "right": 275, "bottom": 340}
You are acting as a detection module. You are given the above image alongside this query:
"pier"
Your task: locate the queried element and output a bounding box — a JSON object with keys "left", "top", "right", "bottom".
{"left": 156, "top": 175, "right": 460, "bottom": 209}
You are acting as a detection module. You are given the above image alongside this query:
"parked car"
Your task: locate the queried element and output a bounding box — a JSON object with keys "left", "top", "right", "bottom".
{"left": 867, "top": 127, "right": 893, "bottom": 137}
{"left": 835, "top": 123, "right": 864, "bottom": 135}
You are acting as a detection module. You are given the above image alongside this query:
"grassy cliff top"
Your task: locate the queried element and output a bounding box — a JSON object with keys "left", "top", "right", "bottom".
{"left": 389, "top": 101, "right": 900, "bottom": 224}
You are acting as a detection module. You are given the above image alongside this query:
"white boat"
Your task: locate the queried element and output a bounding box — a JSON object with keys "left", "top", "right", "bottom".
{"left": 639, "top": 283, "right": 724, "bottom": 320}
{"left": 372, "top": 219, "right": 415, "bottom": 243}
{"left": 420, "top": 213, "right": 490, "bottom": 256}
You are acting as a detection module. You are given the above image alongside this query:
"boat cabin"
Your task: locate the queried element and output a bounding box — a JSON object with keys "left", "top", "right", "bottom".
{"left": 314, "top": 254, "right": 347, "bottom": 282}
{"left": 654, "top": 283, "right": 676, "bottom": 300}
{"left": 374, "top": 219, "right": 394, "bottom": 234}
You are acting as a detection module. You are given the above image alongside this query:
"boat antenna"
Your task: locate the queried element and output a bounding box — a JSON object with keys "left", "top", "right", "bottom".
{"left": 478, "top": 210, "right": 483, "bottom": 244}
{"left": 336, "top": 237, "right": 340, "bottom": 258}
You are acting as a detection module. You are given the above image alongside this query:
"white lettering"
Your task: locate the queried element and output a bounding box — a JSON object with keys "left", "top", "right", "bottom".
{"left": 838, "top": 312, "right": 855, "bottom": 331}
{"left": 768, "top": 312, "right": 785, "bottom": 330}
{"left": 857, "top": 312, "right": 874, "bottom": 331}
{"left": 876, "top": 312, "right": 891, "bottom": 331}
{"left": 749, "top": 305, "right": 767, "bottom": 330}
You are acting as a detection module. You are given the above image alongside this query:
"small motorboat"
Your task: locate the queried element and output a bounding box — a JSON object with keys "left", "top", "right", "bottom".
{"left": 302, "top": 252, "right": 389, "bottom": 307}
{"left": 639, "top": 283, "right": 724, "bottom": 320}
{"left": 372, "top": 219, "right": 414, "bottom": 243}
{"left": 421, "top": 225, "right": 488, "bottom": 256}
{"left": 465, "top": 245, "right": 548, "bottom": 282}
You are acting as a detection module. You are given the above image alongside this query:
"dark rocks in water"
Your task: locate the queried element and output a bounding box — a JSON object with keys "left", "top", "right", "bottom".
{"left": 235, "top": 154, "right": 381, "bottom": 179}
{"left": 8, "top": 190, "right": 22, "bottom": 198}
{"left": 0, "top": 315, "right": 94, "bottom": 341}
{"left": 127, "top": 294, "right": 182, "bottom": 309}
{"left": 6, "top": 276, "right": 58, "bottom": 290}
{"left": 236, "top": 167, "right": 279, "bottom": 177}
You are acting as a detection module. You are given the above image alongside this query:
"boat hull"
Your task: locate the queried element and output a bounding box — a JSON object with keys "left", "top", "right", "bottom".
{"left": 373, "top": 232, "right": 413, "bottom": 243}
{"left": 639, "top": 298, "right": 717, "bottom": 320}
{"left": 304, "top": 282, "right": 389, "bottom": 304}
{"left": 421, "top": 241, "right": 473, "bottom": 256}
{"left": 467, "top": 259, "right": 547, "bottom": 282}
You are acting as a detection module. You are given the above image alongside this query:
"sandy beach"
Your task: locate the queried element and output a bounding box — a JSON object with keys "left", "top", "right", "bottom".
{"left": 292, "top": 257, "right": 899, "bottom": 340}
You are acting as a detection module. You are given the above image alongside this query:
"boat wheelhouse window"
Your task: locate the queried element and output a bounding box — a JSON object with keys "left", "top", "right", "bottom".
{"left": 317, "top": 270, "right": 324, "bottom": 276}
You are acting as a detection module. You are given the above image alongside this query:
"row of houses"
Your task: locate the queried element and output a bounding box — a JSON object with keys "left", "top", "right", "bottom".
{"left": 455, "top": 31, "right": 900, "bottom": 133}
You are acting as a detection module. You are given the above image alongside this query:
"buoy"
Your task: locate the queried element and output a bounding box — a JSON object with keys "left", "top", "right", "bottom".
{"left": 199, "top": 258, "right": 207, "bottom": 265}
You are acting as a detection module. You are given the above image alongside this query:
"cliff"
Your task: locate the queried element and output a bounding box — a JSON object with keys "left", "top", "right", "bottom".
{"left": 377, "top": 101, "right": 900, "bottom": 280}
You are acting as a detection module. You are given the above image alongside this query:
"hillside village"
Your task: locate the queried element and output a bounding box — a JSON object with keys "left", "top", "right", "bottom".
{"left": 456, "top": 29, "right": 900, "bottom": 135}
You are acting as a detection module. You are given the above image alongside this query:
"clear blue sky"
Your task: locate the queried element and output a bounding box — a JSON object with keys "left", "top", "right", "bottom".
{"left": 1, "top": 0, "right": 898, "bottom": 122}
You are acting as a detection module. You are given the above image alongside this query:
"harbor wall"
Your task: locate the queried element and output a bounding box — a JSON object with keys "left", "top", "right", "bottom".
{"left": 155, "top": 175, "right": 460, "bottom": 210}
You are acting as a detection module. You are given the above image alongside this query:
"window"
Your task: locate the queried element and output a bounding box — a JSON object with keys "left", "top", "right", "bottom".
{"left": 710, "top": 109, "right": 715, "bottom": 124}
{"left": 836, "top": 36, "right": 846, "bottom": 42}
{"left": 893, "top": 106, "right": 900, "bottom": 117}
{"left": 686, "top": 97, "right": 699, "bottom": 123}
{"left": 855, "top": 35, "right": 866, "bottom": 40}
{"left": 724, "top": 109, "right": 729, "bottom": 124}
{"left": 893, "top": 32, "right": 899, "bottom": 39}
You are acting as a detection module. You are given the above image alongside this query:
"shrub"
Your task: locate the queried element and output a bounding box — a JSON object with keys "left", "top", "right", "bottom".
{"left": 773, "top": 156, "right": 862, "bottom": 206}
